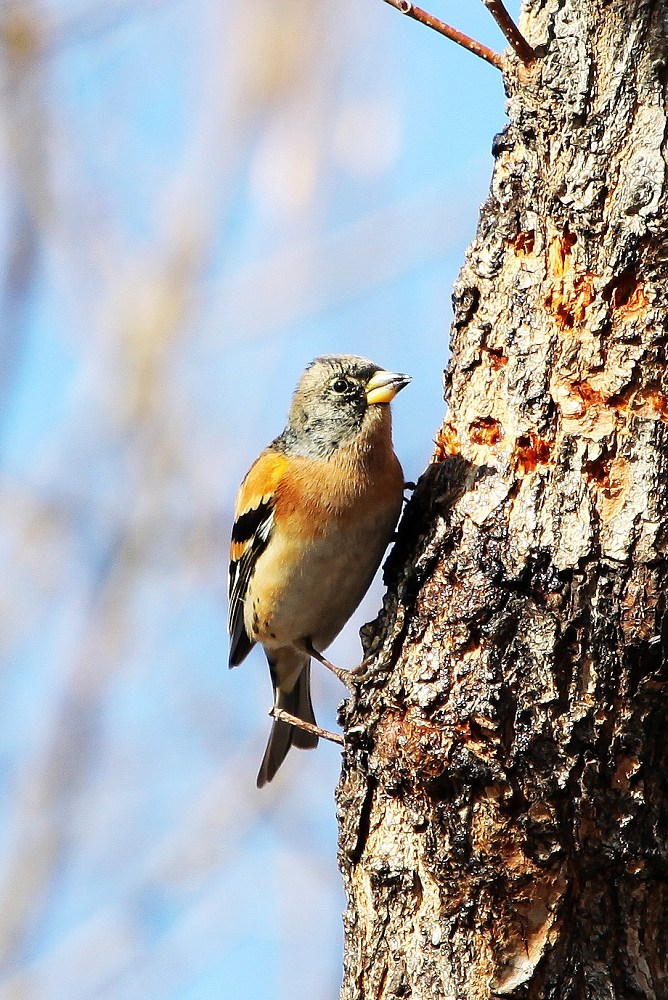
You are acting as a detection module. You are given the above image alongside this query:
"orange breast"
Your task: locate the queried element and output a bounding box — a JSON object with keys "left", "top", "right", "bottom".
{"left": 274, "top": 438, "right": 404, "bottom": 541}
{"left": 234, "top": 410, "right": 404, "bottom": 547}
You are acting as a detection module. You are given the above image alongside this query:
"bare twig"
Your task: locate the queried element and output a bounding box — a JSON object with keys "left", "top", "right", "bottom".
{"left": 481, "top": 0, "right": 537, "bottom": 65}
{"left": 382, "top": 0, "right": 504, "bottom": 72}
{"left": 270, "top": 707, "right": 345, "bottom": 746}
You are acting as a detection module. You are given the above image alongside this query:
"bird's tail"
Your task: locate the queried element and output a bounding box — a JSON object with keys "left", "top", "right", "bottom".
{"left": 257, "top": 653, "right": 318, "bottom": 787}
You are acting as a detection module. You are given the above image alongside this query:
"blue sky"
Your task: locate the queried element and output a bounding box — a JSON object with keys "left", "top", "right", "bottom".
{"left": 0, "top": 1, "right": 516, "bottom": 996}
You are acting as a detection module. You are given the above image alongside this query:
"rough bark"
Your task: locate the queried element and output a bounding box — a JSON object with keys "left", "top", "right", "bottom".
{"left": 336, "top": 1, "right": 668, "bottom": 997}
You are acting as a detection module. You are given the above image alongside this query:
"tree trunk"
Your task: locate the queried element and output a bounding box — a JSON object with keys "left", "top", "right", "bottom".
{"left": 336, "top": 1, "right": 668, "bottom": 997}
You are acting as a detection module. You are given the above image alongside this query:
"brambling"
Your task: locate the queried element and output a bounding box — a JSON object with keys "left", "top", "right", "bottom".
{"left": 228, "top": 354, "right": 410, "bottom": 786}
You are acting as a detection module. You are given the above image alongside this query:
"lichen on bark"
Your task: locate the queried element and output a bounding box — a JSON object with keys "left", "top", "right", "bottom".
{"left": 337, "top": 2, "right": 668, "bottom": 997}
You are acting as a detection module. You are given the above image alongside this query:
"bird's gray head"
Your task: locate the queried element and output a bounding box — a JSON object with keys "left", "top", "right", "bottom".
{"left": 274, "top": 354, "right": 410, "bottom": 460}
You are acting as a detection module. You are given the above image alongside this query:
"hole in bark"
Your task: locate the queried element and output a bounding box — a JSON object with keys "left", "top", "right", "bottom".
{"left": 427, "top": 770, "right": 459, "bottom": 802}
{"left": 482, "top": 344, "right": 508, "bottom": 369}
{"left": 603, "top": 267, "right": 649, "bottom": 315}
{"left": 570, "top": 379, "right": 668, "bottom": 423}
{"left": 584, "top": 456, "right": 612, "bottom": 486}
{"left": 469, "top": 416, "right": 503, "bottom": 446}
{"left": 573, "top": 380, "right": 605, "bottom": 406}
{"left": 514, "top": 230, "right": 535, "bottom": 256}
{"left": 514, "top": 432, "right": 552, "bottom": 473}
{"left": 598, "top": 381, "right": 668, "bottom": 420}
{"left": 572, "top": 379, "right": 634, "bottom": 416}
{"left": 523, "top": 549, "right": 566, "bottom": 601}
{"left": 555, "top": 301, "right": 575, "bottom": 328}
{"left": 516, "top": 707, "right": 534, "bottom": 730}
{"left": 546, "top": 280, "right": 595, "bottom": 331}
{"left": 583, "top": 445, "right": 624, "bottom": 497}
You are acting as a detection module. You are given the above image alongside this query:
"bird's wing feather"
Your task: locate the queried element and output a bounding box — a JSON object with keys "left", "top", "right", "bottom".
{"left": 228, "top": 499, "right": 273, "bottom": 665}
{"left": 228, "top": 451, "right": 287, "bottom": 667}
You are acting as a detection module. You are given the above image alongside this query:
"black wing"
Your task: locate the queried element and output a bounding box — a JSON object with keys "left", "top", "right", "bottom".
{"left": 228, "top": 498, "right": 274, "bottom": 667}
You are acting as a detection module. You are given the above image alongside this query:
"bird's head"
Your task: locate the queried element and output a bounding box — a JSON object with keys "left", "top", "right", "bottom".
{"left": 277, "top": 354, "right": 411, "bottom": 459}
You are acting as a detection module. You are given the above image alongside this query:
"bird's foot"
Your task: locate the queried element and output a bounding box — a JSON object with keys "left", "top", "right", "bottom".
{"left": 303, "top": 640, "right": 379, "bottom": 690}
{"left": 348, "top": 654, "right": 377, "bottom": 683}
{"left": 303, "top": 640, "right": 360, "bottom": 692}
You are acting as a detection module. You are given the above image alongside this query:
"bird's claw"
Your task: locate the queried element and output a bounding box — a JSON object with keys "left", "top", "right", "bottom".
{"left": 348, "top": 654, "right": 376, "bottom": 684}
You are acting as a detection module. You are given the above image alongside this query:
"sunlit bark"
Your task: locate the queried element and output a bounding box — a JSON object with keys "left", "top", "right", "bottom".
{"left": 338, "top": 1, "right": 668, "bottom": 996}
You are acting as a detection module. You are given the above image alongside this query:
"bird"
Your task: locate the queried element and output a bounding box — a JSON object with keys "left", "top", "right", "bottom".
{"left": 228, "top": 354, "right": 410, "bottom": 787}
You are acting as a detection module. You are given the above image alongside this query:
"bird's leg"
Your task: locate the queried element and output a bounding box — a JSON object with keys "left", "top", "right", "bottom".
{"left": 302, "top": 639, "right": 359, "bottom": 692}
{"left": 270, "top": 706, "right": 344, "bottom": 745}
{"left": 303, "top": 639, "right": 380, "bottom": 688}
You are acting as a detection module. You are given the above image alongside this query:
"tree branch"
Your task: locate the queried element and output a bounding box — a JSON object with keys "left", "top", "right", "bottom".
{"left": 270, "top": 706, "right": 344, "bottom": 746}
{"left": 481, "top": 0, "right": 537, "bottom": 65}
{"left": 381, "top": 0, "right": 505, "bottom": 72}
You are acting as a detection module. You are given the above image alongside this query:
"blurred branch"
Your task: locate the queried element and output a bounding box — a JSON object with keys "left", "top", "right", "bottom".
{"left": 0, "top": 197, "right": 38, "bottom": 436}
{"left": 381, "top": 0, "right": 504, "bottom": 71}
{"left": 481, "top": 0, "right": 537, "bottom": 65}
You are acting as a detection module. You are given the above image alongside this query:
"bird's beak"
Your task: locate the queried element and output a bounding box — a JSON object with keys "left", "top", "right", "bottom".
{"left": 365, "top": 369, "right": 412, "bottom": 405}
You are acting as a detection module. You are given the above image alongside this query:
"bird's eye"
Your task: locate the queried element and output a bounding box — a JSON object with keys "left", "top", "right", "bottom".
{"left": 332, "top": 377, "right": 350, "bottom": 393}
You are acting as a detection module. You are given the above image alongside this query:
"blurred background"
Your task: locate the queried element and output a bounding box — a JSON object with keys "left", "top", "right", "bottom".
{"left": 0, "top": 1, "right": 513, "bottom": 997}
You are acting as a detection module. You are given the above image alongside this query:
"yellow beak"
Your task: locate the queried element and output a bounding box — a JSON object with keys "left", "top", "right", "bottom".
{"left": 365, "top": 369, "right": 412, "bottom": 405}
